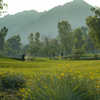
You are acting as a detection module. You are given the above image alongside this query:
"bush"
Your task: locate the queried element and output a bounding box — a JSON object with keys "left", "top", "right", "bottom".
{"left": 94, "top": 54, "right": 99, "bottom": 60}
{"left": 72, "top": 49, "right": 85, "bottom": 60}
{"left": 22, "top": 74, "right": 98, "bottom": 100}
{"left": 0, "top": 73, "right": 26, "bottom": 91}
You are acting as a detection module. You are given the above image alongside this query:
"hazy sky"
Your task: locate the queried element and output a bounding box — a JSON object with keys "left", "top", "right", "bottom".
{"left": 4, "top": 0, "right": 100, "bottom": 14}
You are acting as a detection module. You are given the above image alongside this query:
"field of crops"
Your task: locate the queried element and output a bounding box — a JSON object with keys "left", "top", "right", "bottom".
{"left": 0, "top": 58, "right": 100, "bottom": 100}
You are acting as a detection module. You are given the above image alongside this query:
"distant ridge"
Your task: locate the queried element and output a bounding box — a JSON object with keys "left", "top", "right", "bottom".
{"left": 0, "top": 0, "right": 93, "bottom": 43}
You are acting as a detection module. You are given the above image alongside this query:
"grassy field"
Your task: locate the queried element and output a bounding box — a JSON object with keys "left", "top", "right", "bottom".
{"left": 0, "top": 58, "right": 100, "bottom": 100}
{"left": 0, "top": 57, "right": 100, "bottom": 78}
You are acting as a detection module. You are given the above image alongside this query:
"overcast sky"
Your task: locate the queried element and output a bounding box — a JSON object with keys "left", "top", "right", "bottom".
{"left": 4, "top": 0, "right": 100, "bottom": 14}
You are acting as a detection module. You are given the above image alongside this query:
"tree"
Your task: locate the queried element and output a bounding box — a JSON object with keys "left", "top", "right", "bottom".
{"left": 0, "top": 0, "right": 7, "bottom": 14}
{"left": 49, "top": 39, "right": 60, "bottom": 57}
{"left": 42, "top": 37, "right": 50, "bottom": 57}
{"left": 73, "top": 28, "right": 85, "bottom": 50}
{"left": 28, "top": 33, "right": 35, "bottom": 55}
{"left": 0, "top": 27, "right": 8, "bottom": 51}
{"left": 34, "top": 32, "right": 40, "bottom": 56}
{"left": 40, "top": 37, "right": 60, "bottom": 57}
{"left": 58, "top": 20, "right": 72, "bottom": 55}
{"left": 28, "top": 32, "right": 41, "bottom": 56}
{"left": 83, "top": 36, "right": 95, "bottom": 53}
{"left": 90, "top": 8, "right": 100, "bottom": 17}
{"left": 86, "top": 8, "right": 100, "bottom": 48}
{"left": 72, "top": 28, "right": 85, "bottom": 58}
{"left": 46, "top": 39, "right": 59, "bottom": 57}
{"left": 35, "top": 32, "right": 40, "bottom": 43}
{"left": 5, "top": 35, "right": 21, "bottom": 57}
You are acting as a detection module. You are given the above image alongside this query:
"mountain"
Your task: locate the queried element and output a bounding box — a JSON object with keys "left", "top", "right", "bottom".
{"left": 0, "top": 0, "right": 93, "bottom": 43}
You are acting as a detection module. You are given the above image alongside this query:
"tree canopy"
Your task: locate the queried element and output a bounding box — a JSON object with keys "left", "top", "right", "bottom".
{"left": 86, "top": 8, "right": 100, "bottom": 48}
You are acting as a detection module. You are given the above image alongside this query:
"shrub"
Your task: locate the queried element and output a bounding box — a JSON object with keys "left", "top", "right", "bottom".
{"left": 72, "top": 49, "right": 85, "bottom": 60}
{"left": 0, "top": 73, "right": 26, "bottom": 91}
{"left": 22, "top": 74, "right": 98, "bottom": 100}
{"left": 94, "top": 54, "right": 99, "bottom": 60}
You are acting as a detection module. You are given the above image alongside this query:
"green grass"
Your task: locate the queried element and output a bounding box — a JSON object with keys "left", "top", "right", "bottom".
{"left": 0, "top": 58, "right": 100, "bottom": 100}
{"left": 0, "top": 57, "right": 100, "bottom": 78}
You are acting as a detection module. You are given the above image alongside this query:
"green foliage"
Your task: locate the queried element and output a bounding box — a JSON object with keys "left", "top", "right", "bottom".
{"left": 72, "top": 49, "right": 85, "bottom": 59}
{"left": 58, "top": 20, "right": 72, "bottom": 55}
{"left": 0, "top": 58, "right": 99, "bottom": 100}
{"left": 83, "top": 36, "right": 95, "bottom": 53}
{"left": 27, "top": 33, "right": 60, "bottom": 57}
{"left": 0, "top": 0, "right": 3, "bottom": 9}
{"left": 72, "top": 27, "right": 85, "bottom": 50}
{"left": 43, "top": 38, "right": 60, "bottom": 57}
{"left": 86, "top": 8, "right": 100, "bottom": 48}
{"left": 35, "top": 32, "right": 40, "bottom": 43}
{"left": 28, "top": 32, "right": 41, "bottom": 56}
{"left": 22, "top": 74, "right": 97, "bottom": 100}
{"left": 0, "top": 27, "right": 8, "bottom": 51}
{"left": 4, "top": 35, "right": 21, "bottom": 57}
{"left": 0, "top": 73, "right": 26, "bottom": 91}
{"left": 0, "top": 0, "right": 7, "bottom": 13}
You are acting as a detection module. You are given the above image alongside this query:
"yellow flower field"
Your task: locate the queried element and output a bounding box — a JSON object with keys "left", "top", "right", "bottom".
{"left": 0, "top": 58, "right": 100, "bottom": 100}
{"left": 0, "top": 58, "right": 100, "bottom": 79}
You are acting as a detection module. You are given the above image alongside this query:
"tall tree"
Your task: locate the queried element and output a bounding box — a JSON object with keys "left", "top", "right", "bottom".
{"left": 83, "top": 36, "right": 95, "bottom": 53}
{"left": 0, "top": 27, "right": 8, "bottom": 51}
{"left": 86, "top": 8, "right": 100, "bottom": 48}
{"left": 28, "top": 33, "right": 35, "bottom": 55}
{"left": 49, "top": 39, "right": 60, "bottom": 57}
{"left": 5, "top": 35, "right": 21, "bottom": 57}
{"left": 58, "top": 20, "right": 72, "bottom": 55}
{"left": 43, "top": 37, "right": 50, "bottom": 57}
{"left": 35, "top": 32, "right": 40, "bottom": 43}
{"left": 28, "top": 32, "right": 41, "bottom": 56}
{"left": 73, "top": 27, "right": 85, "bottom": 50}
{"left": 34, "top": 32, "right": 40, "bottom": 56}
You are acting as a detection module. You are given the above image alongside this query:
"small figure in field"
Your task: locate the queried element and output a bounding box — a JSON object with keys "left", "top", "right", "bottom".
{"left": 61, "top": 52, "right": 63, "bottom": 56}
{"left": 22, "top": 54, "right": 25, "bottom": 61}
{"left": 61, "top": 52, "right": 64, "bottom": 59}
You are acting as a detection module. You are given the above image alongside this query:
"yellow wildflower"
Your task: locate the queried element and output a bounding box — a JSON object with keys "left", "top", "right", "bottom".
{"left": 60, "top": 73, "right": 64, "bottom": 77}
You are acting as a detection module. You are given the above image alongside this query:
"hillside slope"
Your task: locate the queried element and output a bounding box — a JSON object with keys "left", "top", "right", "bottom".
{"left": 0, "top": 0, "right": 93, "bottom": 43}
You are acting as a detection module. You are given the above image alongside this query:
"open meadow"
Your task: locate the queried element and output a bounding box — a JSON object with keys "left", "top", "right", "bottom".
{"left": 0, "top": 58, "right": 100, "bottom": 100}
{"left": 0, "top": 58, "right": 100, "bottom": 78}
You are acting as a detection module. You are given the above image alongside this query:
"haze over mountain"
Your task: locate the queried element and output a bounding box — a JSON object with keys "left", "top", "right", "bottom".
{"left": 0, "top": 0, "right": 93, "bottom": 43}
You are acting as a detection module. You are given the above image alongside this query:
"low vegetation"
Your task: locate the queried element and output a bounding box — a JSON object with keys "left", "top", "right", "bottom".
{"left": 0, "top": 58, "right": 100, "bottom": 100}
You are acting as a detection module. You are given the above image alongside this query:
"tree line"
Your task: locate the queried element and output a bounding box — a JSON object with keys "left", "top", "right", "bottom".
{"left": 0, "top": 8, "right": 100, "bottom": 59}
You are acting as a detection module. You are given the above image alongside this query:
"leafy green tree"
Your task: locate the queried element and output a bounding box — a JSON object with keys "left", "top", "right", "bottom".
{"left": 28, "top": 32, "right": 41, "bottom": 56}
{"left": 5, "top": 35, "right": 21, "bottom": 57}
{"left": 0, "top": 0, "right": 3, "bottom": 9}
{"left": 86, "top": 8, "right": 100, "bottom": 48}
{"left": 72, "top": 26, "right": 95, "bottom": 54}
{"left": 0, "top": 0, "right": 7, "bottom": 14}
{"left": 40, "top": 37, "right": 60, "bottom": 57}
{"left": 42, "top": 37, "right": 50, "bottom": 57}
{"left": 35, "top": 32, "right": 40, "bottom": 44}
{"left": 0, "top": 27, "right": 8, "bottom": 51}
{"left": 47, "top": 39, "right": 60, "bottom": 57}
{"left": 58, "top": 20, "right": 72, "bottom": 55}
{"left": 34, "top": 32, "right": 40, "bottom": 56}
{"left": 72, "top": 27, "right": 92, "bottom": 57}
{"left": 28, "top": 33, "right": 35, "bottom": 55}
{"left": 83, "top": 36, "right": 95, "bottom": 53}
{"left": 73, "top": 28, "right": 85, "bottom": 50}
{"left": 50, "top": 39, "right": 60, "bottom": 56}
